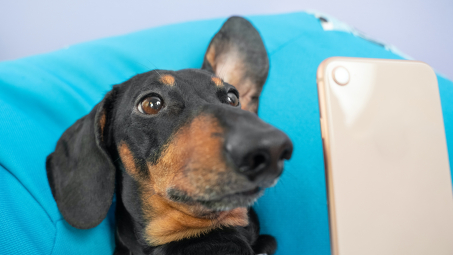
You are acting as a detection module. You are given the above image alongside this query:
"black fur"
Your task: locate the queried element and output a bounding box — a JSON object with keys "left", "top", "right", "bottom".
{"left": 46, "top": 90, "right": 116, "bottom": 229}
{"left": 46, "top": 17, "right": 292, "bottom": 255}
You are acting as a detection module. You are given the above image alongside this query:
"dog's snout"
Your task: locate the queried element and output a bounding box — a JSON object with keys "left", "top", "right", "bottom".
{"left": 225, "top": 125, "right": 293, "bottom": 182}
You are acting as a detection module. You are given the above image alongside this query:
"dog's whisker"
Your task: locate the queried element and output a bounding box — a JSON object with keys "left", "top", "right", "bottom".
{"left": 283, "top": 169, "right": 299, "bottom": 180}
{"left": 128, "top": 57, "right": 163, "bottom": 78}
{"left": 141, "top": 59, "right": 163, "bottom": 79}
{"left": 119, "top": 58, "right": 165, "bottom": 82}
{"left": 154, "top": 69, "right": 163, "bottom": 79}
{"left": 143, "top": 58, "right": 159, "bottom": 70}
{"left": 254, "top": 199, "right": 260, "bottom": 207}
{"left": 127, "top": 59, "right": 152, "bottom": 72}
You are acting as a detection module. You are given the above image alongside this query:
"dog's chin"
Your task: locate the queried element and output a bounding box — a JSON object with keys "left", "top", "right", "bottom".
{"left": 167, "top": 186, "right": 265, "bottom": 212}
{"left": 197, "top": 187, "right": 265, "bottom": 211}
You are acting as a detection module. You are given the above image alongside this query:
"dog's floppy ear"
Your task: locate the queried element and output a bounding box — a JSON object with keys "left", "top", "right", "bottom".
{"left": 46, "top": 89, "right": 116, "bottom": 229}
{"left": 202, "top": 16, "right": 269, "bottom": 113}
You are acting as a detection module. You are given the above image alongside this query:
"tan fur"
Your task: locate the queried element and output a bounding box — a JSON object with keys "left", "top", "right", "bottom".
{"left": 99, "top": 111, "right": 106, "bottom": 141}
{"left": 118, "top": 142, "right": 140, "bottom": 178}
{"left": 137, "top": 115, "right": 250, "bottom": 246}
{"left": 160, "top": 74, "right": 175, "bottom": 86}
{"left": 206, "top": 46, "right": 216, "bottom": 70}
{"left": 211, "top": 76, "right": 223, "bottom": 87}
{"left": 236, "top": 79, "right": 259, "bottom": 112}
{"left": 208, "top": 47, "right": 258, "bottom": 112}
{"left": 217, "top": 50, "right": 244, "bottom": 88}
{"left": 147, "top": 115, "right": 234, "bottom": 196}
{"left": 143, "top": 194, "right": 248, "bottom": 246}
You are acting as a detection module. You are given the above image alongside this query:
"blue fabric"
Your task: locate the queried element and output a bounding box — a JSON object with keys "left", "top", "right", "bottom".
{"left": 0, "top": 12, "right": 452, "bottom": 255}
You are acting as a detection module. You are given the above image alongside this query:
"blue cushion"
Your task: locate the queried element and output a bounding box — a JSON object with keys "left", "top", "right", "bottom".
{"left": 1, "top": 12, "right": 452, "bottom": 255}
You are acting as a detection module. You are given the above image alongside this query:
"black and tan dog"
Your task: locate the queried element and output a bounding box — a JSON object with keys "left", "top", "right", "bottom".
{"left": 46, "top": 17, "right": 293, "bottom": 255}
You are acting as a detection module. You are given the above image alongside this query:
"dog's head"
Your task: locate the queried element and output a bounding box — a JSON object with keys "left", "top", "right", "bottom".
{"left": 46, "top": 17, "right": 292, "bottom": 246}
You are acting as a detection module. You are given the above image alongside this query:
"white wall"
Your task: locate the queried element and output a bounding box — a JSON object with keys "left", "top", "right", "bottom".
{"left": 1, "top": 0, "right": 452, "bottom": 79}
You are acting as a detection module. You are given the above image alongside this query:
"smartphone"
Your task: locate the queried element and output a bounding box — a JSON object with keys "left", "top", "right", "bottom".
{"left": 317, "top": 57, "right": 453, "bottom": 255}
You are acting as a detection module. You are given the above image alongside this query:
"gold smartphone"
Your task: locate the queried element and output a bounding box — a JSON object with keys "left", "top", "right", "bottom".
{"left": 317, "top": 57, "right": 453, "bottom": 255}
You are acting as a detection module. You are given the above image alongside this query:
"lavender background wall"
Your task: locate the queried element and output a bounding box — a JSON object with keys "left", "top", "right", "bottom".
{"left": 1, "top": 0, "right": 452, "bottom": 79}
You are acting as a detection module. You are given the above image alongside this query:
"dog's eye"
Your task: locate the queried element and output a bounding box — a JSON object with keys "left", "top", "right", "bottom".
{"left": 138, "top": 96, "right": 164, "bottom": 114}
{"left": 226, "top": 92, "right": 239, "bottom": 107}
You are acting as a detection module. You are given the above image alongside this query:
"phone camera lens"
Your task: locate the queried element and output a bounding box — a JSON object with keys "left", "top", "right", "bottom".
{"left": 333, "top": 66, "right": 350, "bottom": 85}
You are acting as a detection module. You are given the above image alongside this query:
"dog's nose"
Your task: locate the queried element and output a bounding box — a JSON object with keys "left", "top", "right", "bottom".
{"left": 225, "top": 124, "right": 293, "bottom": 182}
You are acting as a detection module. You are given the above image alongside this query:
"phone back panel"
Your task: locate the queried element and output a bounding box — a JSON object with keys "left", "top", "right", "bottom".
{"left": 317, "top": 57, "right": 453, "bottom": 255}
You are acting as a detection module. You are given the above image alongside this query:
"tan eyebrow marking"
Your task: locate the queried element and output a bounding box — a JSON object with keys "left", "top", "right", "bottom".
{"left": 160, "top": 75, "right": 175, "bottom": 86}
{"left": 211, "top": 77, "right": 223, "bottom": 87}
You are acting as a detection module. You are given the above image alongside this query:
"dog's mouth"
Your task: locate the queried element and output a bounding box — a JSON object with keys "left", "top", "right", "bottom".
{"left": 167, "top": 186, "right": 265, "bottom": 212}
{"left": 197, "top": 186, "right": 264, "bottom": 211}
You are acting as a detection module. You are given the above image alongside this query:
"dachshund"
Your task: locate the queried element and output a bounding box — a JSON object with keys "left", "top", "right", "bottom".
{"left": 46, "top": 16, "right": 293, "bottom": 255}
